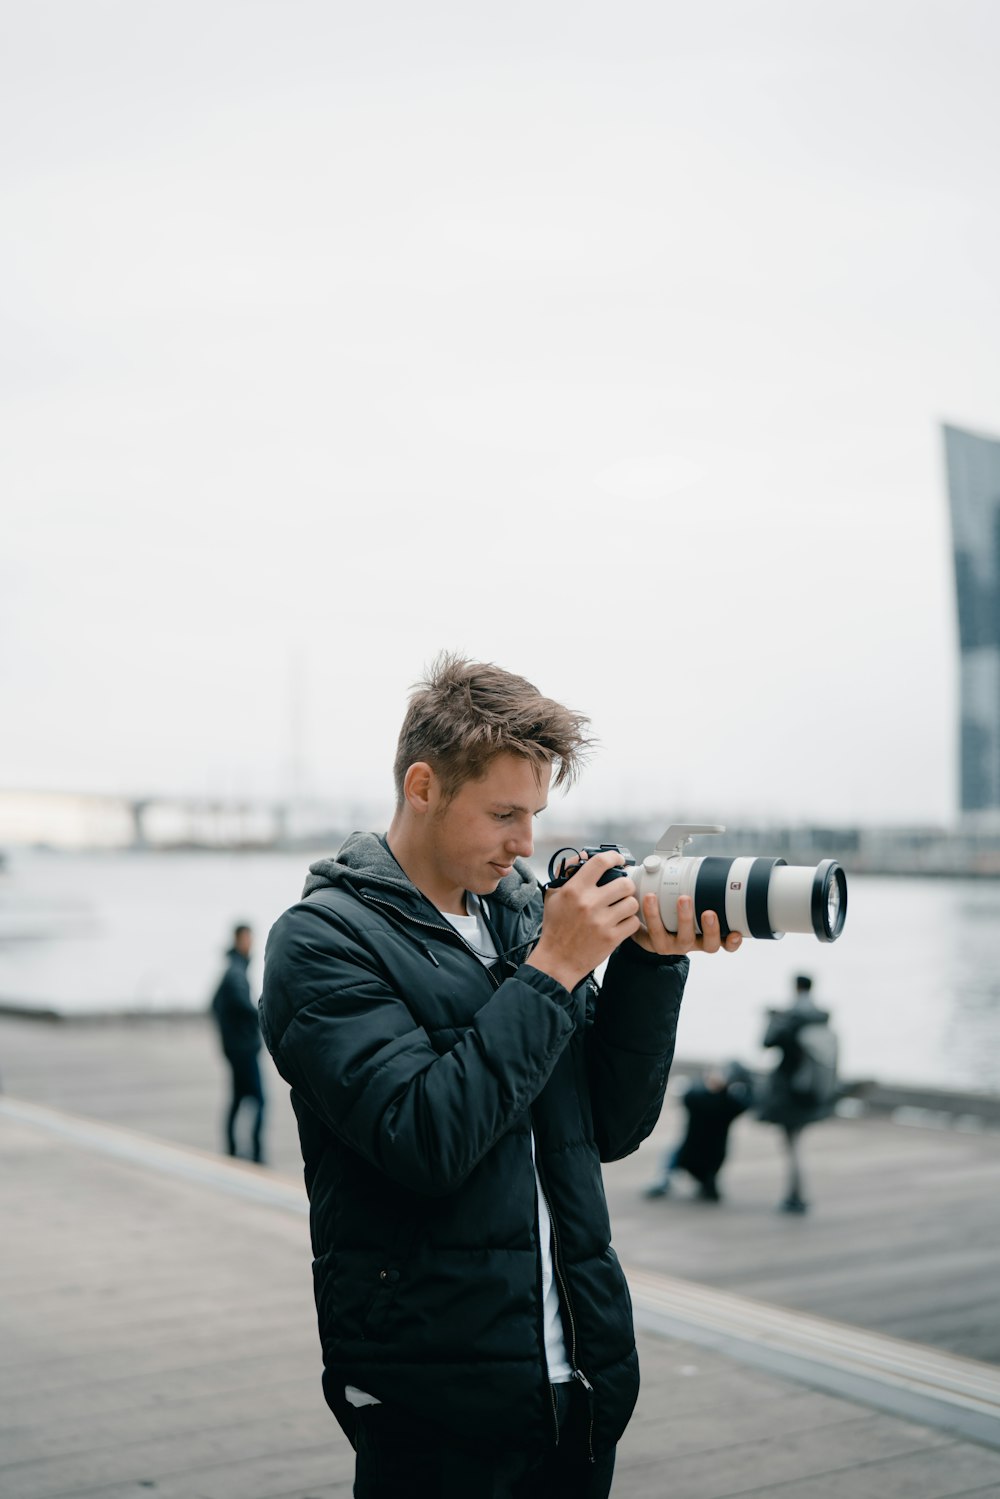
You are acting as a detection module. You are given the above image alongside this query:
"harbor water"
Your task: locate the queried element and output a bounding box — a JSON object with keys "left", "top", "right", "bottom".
{"left": 1, "top": 847, "right": 998, "bottom": 1095}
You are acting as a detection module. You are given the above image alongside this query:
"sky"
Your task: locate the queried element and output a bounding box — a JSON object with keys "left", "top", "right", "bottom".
{"left": 3, "top": 0, "right": 999, "bottom": 832}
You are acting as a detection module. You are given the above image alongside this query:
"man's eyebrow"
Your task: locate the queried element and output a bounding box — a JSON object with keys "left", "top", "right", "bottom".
{"left": 492, "top": 802, "right": 549, "bottom": 815}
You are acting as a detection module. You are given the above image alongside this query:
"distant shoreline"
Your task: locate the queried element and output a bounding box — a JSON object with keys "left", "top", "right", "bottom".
{"left": 3, "top": 1003, "right": 998, "bottom": 1119}
{"left": 5, "top": 835, "right": 1000, "bottom": 878}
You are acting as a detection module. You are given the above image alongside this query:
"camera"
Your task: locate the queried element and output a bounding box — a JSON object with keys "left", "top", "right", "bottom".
{"left": 547, "top": 826, "right": 847, "bottom": 943}
{"left": 547, "top": 843, "right": 637, "bottom": 888}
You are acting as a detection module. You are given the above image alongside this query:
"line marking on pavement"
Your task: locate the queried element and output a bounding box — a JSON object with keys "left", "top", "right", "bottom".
{"left": 0, "top": 1095, "right": 308, "bottom": 1214}
{"left": 4, "top": 1094, "right": 1000, "bottom": 1449}
{"left": 626, "top": 1266, "right": 1000, "bottom": 1451}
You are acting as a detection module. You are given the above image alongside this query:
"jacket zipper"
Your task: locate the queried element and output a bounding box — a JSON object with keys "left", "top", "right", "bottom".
{"left": 528, "top": 1148, "right": 562, "bottom": 1446}
{"left": 535, "top": 1151, "right": 597, "bottom": 1464}
{"left": 533, "top": 1202, "right": 561, "bottom": 1446}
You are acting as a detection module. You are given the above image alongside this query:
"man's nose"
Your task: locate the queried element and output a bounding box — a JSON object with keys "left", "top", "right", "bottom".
{"left": 506, "top": 822, "right": 534, "bottom": 858}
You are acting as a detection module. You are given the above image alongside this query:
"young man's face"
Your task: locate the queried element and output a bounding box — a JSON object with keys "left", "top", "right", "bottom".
{"left": 425, "top": 752, "right": 551, "bottom": 899}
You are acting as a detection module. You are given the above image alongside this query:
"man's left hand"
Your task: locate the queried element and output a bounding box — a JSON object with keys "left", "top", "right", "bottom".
{"left": 631, "top": 893, "right": 743, "bottom": 956}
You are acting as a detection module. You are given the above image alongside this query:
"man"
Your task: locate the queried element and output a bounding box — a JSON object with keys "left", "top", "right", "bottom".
{"left": 758, "top": 974, "right": 839, "bottom": 1213}
{"left": 260, "top": 656, "right": 741, "bottom": 1497}
{"left": 644, "top": 1062, "right": 754, "bottom": 1203}
{"left": 210, "top": 924, "right": 265, "bottom": 1164}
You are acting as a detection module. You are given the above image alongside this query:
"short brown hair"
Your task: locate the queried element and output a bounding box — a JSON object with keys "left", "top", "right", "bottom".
{"left": 393, "top": 653, "right": 593, "bottom": 804}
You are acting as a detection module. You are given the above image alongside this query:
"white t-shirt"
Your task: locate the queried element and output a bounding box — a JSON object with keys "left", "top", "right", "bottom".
{"left": 345, "top": 893, "right": 572, "bottom": 1409}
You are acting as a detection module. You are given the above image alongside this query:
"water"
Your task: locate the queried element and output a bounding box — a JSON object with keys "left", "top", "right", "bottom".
{"left": 1, "top": 848, "right": 999, "bottom": 1095}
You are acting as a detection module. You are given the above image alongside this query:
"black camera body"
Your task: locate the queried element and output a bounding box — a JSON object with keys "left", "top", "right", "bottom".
{"left": 546, "top": 843, "right": 636, "bottom": 888}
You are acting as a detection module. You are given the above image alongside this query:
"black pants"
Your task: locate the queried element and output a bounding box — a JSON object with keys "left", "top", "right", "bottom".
{"left": 353, "top": 1381, "right": 616, "bottom": 1498}
{"left": 224, "top": 1052, "right": 265, "bottom": 1162}
{"left": 782, "top": 1125, "right": 804, "bottom": 1201}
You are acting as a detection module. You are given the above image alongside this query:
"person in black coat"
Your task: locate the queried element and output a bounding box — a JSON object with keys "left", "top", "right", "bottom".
{"left": 211, "top": 924, "right": 265, "bottom": 1163}
{"left": 645, "top": 1063, "right": 753, "bottom": 1202}
{"left": 757, "top": 974, "right": 838, "bottom": 1213}
{"left": 259, "top": 654, "right": 743, "bottom": 1499}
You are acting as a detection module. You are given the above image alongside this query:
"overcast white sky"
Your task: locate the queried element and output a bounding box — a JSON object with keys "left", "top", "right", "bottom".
{"left": 3, "top": 0, "right": 998, "bottom": 830}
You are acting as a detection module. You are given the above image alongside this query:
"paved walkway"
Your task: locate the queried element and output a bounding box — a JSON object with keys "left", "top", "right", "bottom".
{"left": 3, "top": 1015, "right": 1000, "bottom": 1496}
{"left": 4, "top": 1104, "right": 1000, "bottom": 1499}
{"left": 3, "top": 1015, "right": 999, "bottom": 1360}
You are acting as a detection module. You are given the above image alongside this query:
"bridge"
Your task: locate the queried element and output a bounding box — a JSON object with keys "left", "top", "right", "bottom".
{"left": 0, "top": 788, "right": 354, "bottom": 851}
{"left": 4, "top": 789, "right": 1000, "bottom": 874}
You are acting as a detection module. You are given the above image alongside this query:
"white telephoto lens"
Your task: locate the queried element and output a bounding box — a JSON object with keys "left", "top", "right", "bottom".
{"left": 634, "top": 848, "right": 847, "bottom": 942}
{"left": 639, "top": 854, "right": 770, "bottom": 937}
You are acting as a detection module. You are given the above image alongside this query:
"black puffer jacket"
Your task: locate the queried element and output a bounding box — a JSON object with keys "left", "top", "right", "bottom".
{"left": 259, "top": 833, "right": 688, "bottom": 1457}
{"left": 211, "top": 949, "right": 260, "bottom": 1059}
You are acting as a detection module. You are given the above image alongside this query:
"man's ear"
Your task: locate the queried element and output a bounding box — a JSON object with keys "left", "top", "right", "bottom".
{"left": 402, "top": 761, "right": 436, "bottom": 816}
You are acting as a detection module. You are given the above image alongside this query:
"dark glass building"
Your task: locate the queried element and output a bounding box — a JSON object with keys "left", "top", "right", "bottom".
{"left": 943, "top": 423, "right": 1000, "bottom": 813}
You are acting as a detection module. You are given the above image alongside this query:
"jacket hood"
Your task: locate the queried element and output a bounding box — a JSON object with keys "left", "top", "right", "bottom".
{"left": 302, "top": 830, "right": 540, "bottom": 913}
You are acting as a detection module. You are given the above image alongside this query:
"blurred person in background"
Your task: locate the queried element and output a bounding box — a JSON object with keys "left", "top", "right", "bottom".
{"left": 210, "top": 923, "right": 265, "bottom": 1164}
{"left": 644, "top": 1061, "right": 754, "bottom": 1203}
{"left": 757, "top": 974, "right": 838, "bottom": 1213}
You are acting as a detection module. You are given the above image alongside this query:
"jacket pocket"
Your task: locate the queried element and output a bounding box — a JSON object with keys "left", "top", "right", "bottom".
{"left": 361, "top": 1263, "right": 403, "bottom": 1338}
{"left": 360, "top": 1212, "right": 422, "bottom": 1339}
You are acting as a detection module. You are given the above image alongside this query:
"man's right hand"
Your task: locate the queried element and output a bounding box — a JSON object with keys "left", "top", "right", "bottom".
{"left": 526, "top": 850, "right": 640, "bottom": 992}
